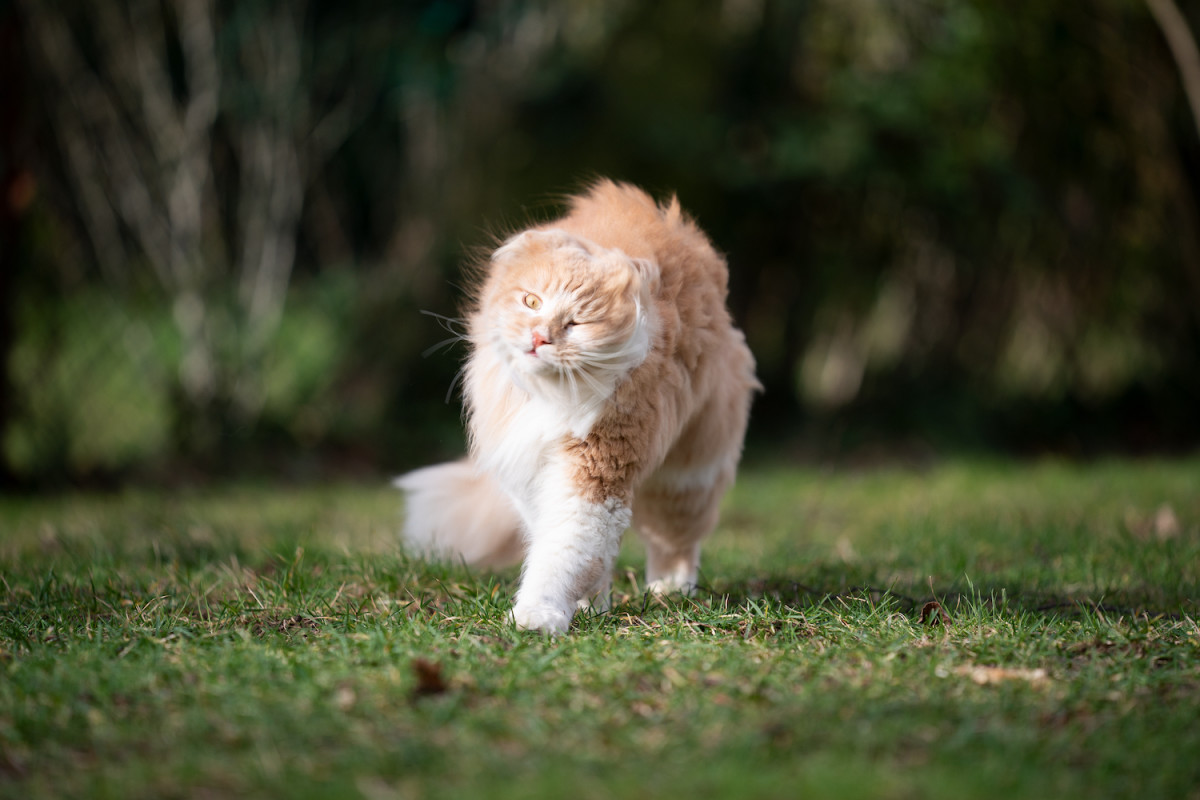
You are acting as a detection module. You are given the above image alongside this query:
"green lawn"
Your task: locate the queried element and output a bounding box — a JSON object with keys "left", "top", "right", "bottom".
{"left": 1, "top": 458, "right": 1198, "bottom": 799}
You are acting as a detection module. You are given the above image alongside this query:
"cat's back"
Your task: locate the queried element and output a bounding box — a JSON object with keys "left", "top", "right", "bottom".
{"left": 549, "top": 181, "right": 728, "bottom": 299}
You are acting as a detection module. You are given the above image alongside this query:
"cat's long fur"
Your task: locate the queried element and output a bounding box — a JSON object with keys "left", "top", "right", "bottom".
{"left": 397, "top": 180, "right": 758, "bottom": 633}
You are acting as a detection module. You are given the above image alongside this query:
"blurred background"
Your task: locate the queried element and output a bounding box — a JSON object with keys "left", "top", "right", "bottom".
{"left": 3, "top": 0, "right": 1200, "bottom": 488}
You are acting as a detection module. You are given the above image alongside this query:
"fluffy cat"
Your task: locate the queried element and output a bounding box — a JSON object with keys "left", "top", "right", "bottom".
{"left": 397, "top": 180, "right": 758, "bottom": 634}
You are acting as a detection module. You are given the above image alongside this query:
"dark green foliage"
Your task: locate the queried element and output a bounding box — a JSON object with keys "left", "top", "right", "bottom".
{"left": 6, "top": 1, "right": 1200, "bottom": 481}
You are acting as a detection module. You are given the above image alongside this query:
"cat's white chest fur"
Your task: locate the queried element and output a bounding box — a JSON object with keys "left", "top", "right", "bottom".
{"left": 479, "top": 388, "right": 601, "bottom": 523}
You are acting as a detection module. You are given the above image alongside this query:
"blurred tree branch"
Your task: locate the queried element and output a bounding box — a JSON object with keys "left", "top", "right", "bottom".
{"left": 1146, "top": 0, "right": 1200, "bottom": 142}
{"left": 19, "top": 0, "right": 365, "bottom": 455}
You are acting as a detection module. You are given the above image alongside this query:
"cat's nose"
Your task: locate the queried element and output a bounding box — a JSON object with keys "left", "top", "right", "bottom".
{"left": 531, "top": 330, "right": 550, "bottom": 349}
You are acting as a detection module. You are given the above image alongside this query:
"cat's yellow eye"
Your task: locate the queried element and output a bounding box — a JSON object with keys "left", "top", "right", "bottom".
{"left": 523, "top": 293, "right": 542, "bottom": 311}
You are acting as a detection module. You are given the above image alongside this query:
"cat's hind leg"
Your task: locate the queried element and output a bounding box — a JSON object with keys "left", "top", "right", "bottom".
{"left": 632, "top": 463, "right": 731, "bottom": 595}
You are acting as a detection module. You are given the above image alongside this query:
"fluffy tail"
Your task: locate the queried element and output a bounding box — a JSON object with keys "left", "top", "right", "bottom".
{"left": 394, "top": 460, "right": 525, "bottom": 568}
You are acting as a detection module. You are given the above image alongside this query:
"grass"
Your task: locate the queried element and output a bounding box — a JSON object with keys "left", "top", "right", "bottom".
{"left": 1, "top": 457, "right": 1198, "bottom": 799}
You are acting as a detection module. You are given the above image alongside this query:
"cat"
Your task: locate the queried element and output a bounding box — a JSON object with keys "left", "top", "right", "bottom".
{"left": 397, "top": 180, "right": 758, "bottom": 634}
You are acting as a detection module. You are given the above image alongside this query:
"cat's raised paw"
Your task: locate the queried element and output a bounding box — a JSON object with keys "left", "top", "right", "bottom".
{"left": 511, "top": 603, "right": 573, "bottom": 635}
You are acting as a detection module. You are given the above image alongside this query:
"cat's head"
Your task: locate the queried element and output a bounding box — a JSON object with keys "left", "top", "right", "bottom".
{"left": 479, "top": 228, "right": 659, "bottom": 389}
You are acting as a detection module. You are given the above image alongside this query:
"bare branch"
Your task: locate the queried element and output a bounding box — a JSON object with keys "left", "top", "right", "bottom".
{"left": 1146, "top": 0, "right": 1200, "bottom": 142}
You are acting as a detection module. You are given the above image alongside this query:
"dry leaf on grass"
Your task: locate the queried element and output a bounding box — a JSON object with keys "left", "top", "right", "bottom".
{"left": 1154, "top": 504, "right": 1181, "bottom": 540}
{"left": 956, "top": 664, "right": 1050, "bottom": 687}
{"left": 333, "top": 682, "right": 357, "bottom": 711}
{"left": 1124, "top": 503, "right": 1182, "bottom": 541}
{"left": 412, "top": 658, "right": 448, "bottom": 698}
{"left": 919, "top": 601, "right": 951, "bottom": 627}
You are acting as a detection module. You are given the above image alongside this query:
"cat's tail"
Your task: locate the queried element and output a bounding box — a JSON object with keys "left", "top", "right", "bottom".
{"left": 394, "top": 460, "right": 526, "bottom": 568}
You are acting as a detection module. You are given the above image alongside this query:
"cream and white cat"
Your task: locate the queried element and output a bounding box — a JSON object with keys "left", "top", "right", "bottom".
{"left": 397, "top": 180, "right": 758, "bottom": 634}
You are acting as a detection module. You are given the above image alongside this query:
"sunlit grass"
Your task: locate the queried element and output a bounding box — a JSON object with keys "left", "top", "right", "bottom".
{"left": 1, "top": 458, "right": 1198, "bottom": 799}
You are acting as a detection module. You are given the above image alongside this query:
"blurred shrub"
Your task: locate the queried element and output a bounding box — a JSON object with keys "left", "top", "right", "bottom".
{"left": 3, "top": 272, "right": 360, "bottom": 481}
{"left": 6, "top": 0, "right": 1200, "bottom": 484}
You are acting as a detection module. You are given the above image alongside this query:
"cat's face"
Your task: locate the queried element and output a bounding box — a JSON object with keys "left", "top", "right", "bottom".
{"left": 480, "top": 229, "right": 658, "bottom": 388}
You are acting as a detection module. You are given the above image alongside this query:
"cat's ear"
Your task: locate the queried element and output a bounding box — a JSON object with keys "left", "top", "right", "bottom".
{"left": 492, "top": 228, "right": 578, "bottom": 265}
{"left": 628, "top": 257, "right": 661, "bottom": 297}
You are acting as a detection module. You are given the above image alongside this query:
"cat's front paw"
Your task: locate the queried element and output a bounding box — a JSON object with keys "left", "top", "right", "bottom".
{"left": 511, "top": 603, "right": 573, "bottom": 635}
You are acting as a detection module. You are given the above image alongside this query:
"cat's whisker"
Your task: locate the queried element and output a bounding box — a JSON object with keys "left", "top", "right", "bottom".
{"left": 575, "top": 347, "right": 631, "bottom": 359}
{"left": 566, "top": 364, "right": 591, "bottom": 407}
{"left": 579, "top": 358, "right": 640, "bottom": 377}
{"left": 418, "top": 309, "right": 471, "bottom": 358}
{"left": 563, "top": 367, "right": 582, "bottom": 406}
{"left": 420, "top": 309, "right": 471, "bottom": 336}
{"left": 581, "top": 360, "right": 635, "bottom": 374}
{"left": 551, "top": 359, "right": 567, "bottom": 384}
{"left": 577, "top": 343, "right": 647, "bottom": 365}
{"left": 422, "top": 335, "right": 466, "bottom": 358}
{"left": 415, "top": 311, "right": 470, "bottom": 398}
{"left": 443, "top": 367, "right": 465, "bottom": 404}
{"left": 572, "top": 365, "right": 610, "bottom": 398}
